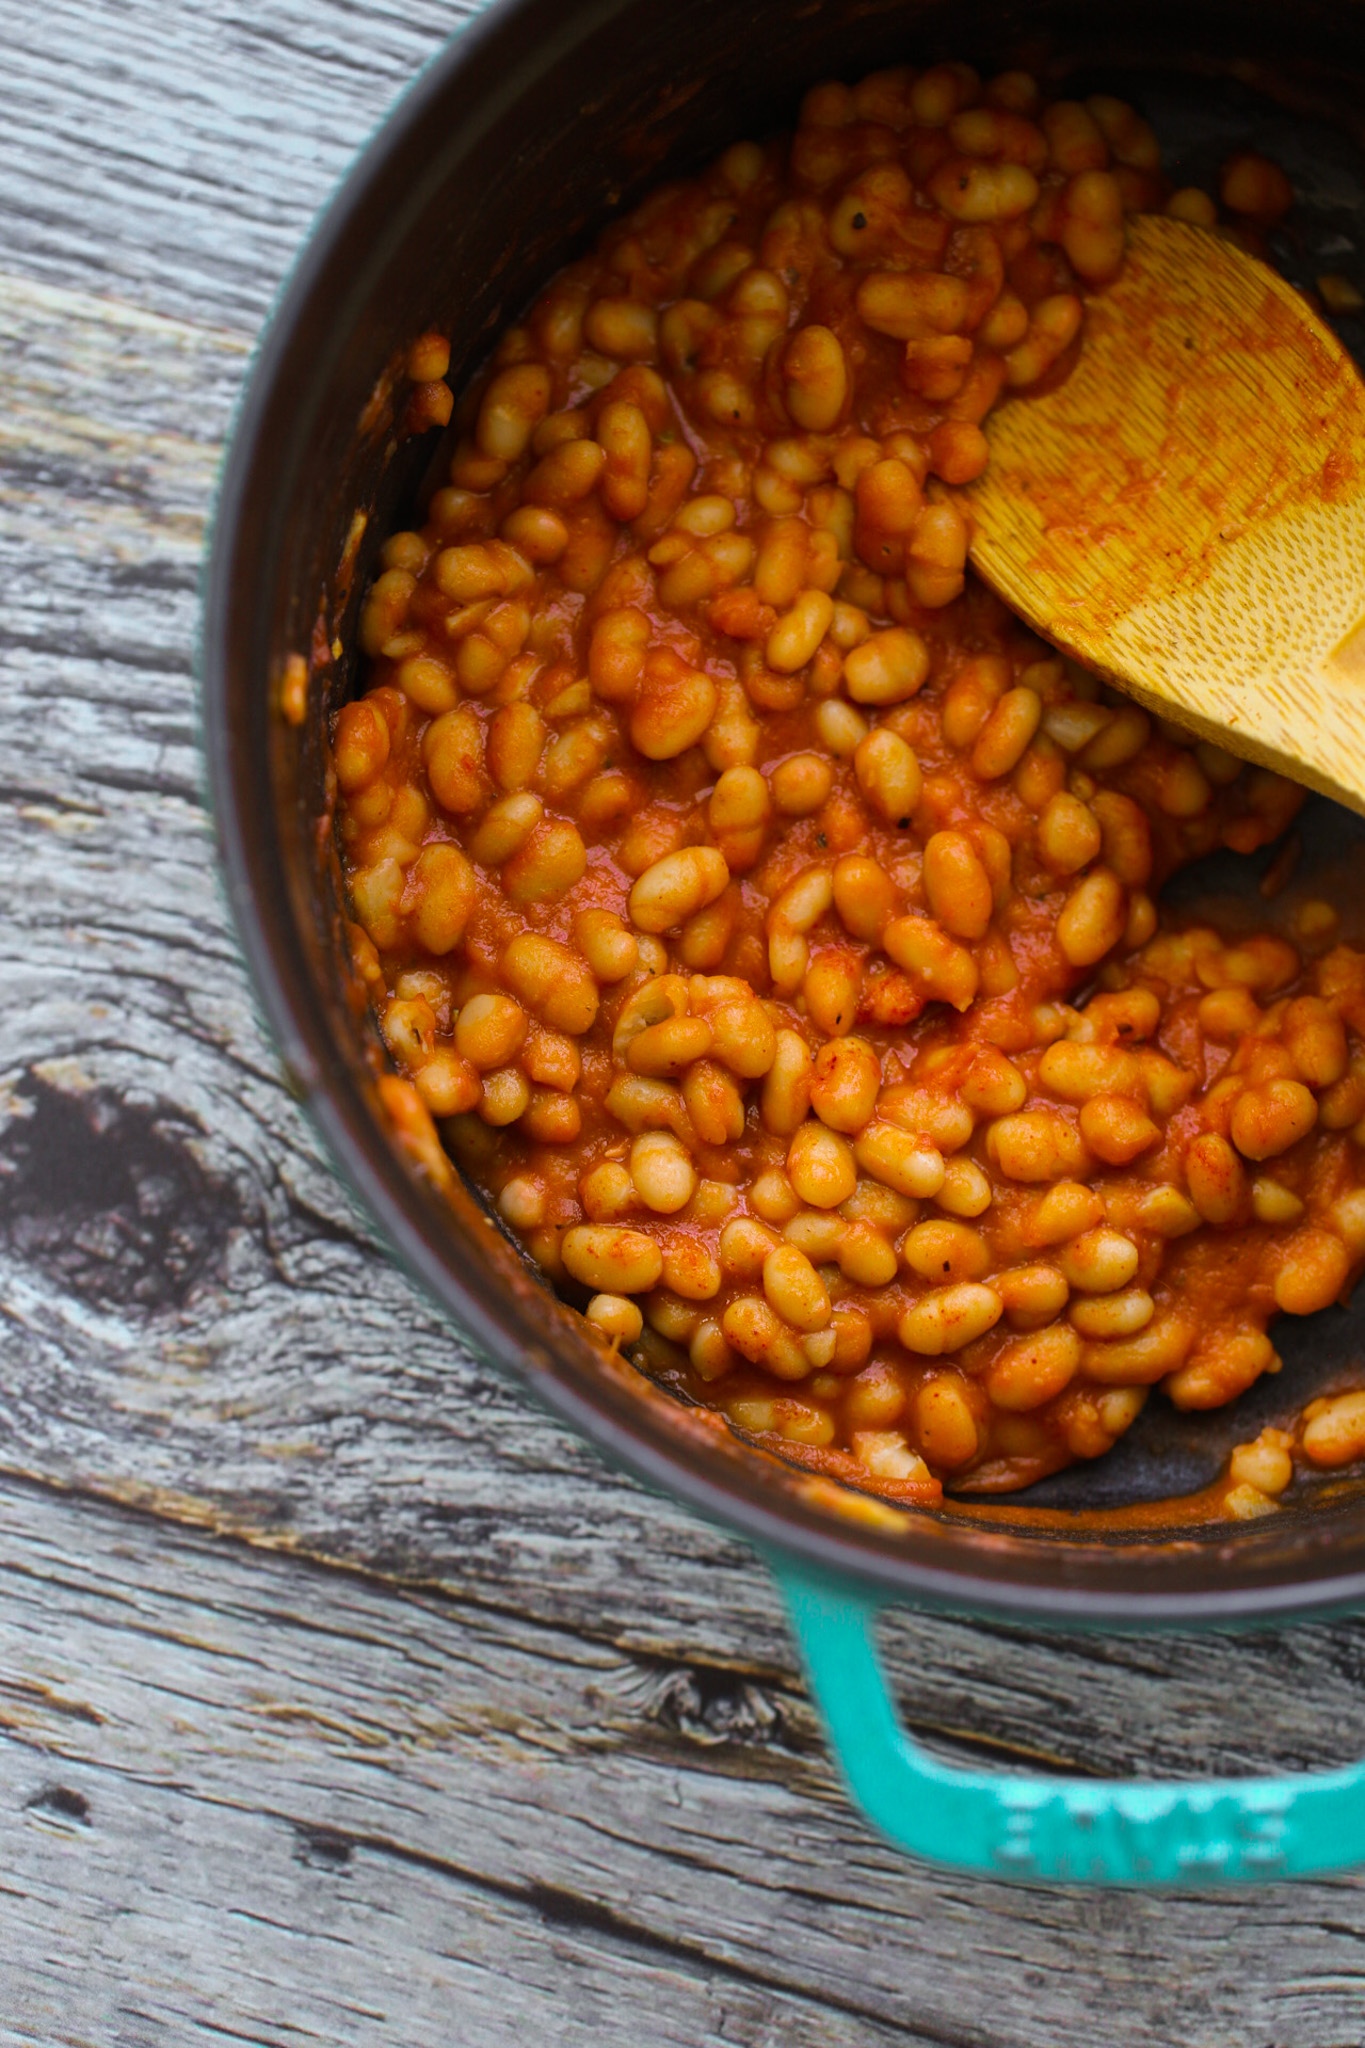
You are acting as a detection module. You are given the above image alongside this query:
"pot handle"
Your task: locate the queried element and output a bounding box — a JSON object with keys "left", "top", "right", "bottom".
{"left": 775, "top": 1558, "right": 1364, "bottom": 1883}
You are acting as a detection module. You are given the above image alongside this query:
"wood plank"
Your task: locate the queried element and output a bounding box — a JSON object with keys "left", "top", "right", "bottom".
{"left": 0, "top": 0, "right": 474, "bottom": 331}
{"left": 1, "top": 0, "right": 1365, "bottom": 1781}
{"left": 7, "top": 1474, "right": 1365, "bottom": 2048}
{"left": 6, "top": 4, "right": 1365, "bottom": 2036}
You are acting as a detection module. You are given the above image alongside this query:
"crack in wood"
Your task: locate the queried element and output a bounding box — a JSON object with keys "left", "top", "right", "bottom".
{"left": 24, "top": 1783, "right": 91, "bottom": 1825}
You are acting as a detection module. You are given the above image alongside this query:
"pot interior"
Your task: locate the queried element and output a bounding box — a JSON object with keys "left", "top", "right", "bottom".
{"left": 206, "top": 0, "right": 1365, "bottom": 1618}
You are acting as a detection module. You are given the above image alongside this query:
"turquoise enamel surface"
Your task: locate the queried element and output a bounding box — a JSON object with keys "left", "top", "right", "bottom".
{"left": 777, "top": 1561, "right": 1363, "bottom": 1883}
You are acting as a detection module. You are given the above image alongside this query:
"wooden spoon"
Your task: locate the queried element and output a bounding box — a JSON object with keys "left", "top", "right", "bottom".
{"left": 966, "top": 213, "right": 1365, "bottom": 814}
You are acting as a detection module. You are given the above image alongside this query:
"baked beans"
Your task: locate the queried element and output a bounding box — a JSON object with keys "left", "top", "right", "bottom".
{"left": 334, "top": 63, "right": 1363, "bottom": 1508}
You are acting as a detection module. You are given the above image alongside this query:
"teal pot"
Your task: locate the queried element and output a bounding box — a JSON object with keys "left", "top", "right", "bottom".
{"left": 202, "top": 0, "right": 1365, "bottom": 1883}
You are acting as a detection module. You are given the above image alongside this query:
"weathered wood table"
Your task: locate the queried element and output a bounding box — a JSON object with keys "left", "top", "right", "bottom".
{"left": 5, "top": 5, "right": 1365, "bottom": 2041}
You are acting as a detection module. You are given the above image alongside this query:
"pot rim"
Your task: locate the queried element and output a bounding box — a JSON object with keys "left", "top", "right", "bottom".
{"left": 201, "top": 0, "right": 1365, "bottom": 1630}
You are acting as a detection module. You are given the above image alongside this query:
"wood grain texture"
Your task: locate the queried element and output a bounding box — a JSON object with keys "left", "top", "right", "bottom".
{"left": 5, "top": 1, "right": 1365, "bottom": 2040}
{"left": 8, "top": 1475, "right": 1365, "bottom": 2048}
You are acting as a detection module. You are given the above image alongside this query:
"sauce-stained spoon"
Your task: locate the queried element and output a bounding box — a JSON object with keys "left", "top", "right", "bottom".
{"left": 966, "top": 213, "right": 1365, "bottom": 813}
